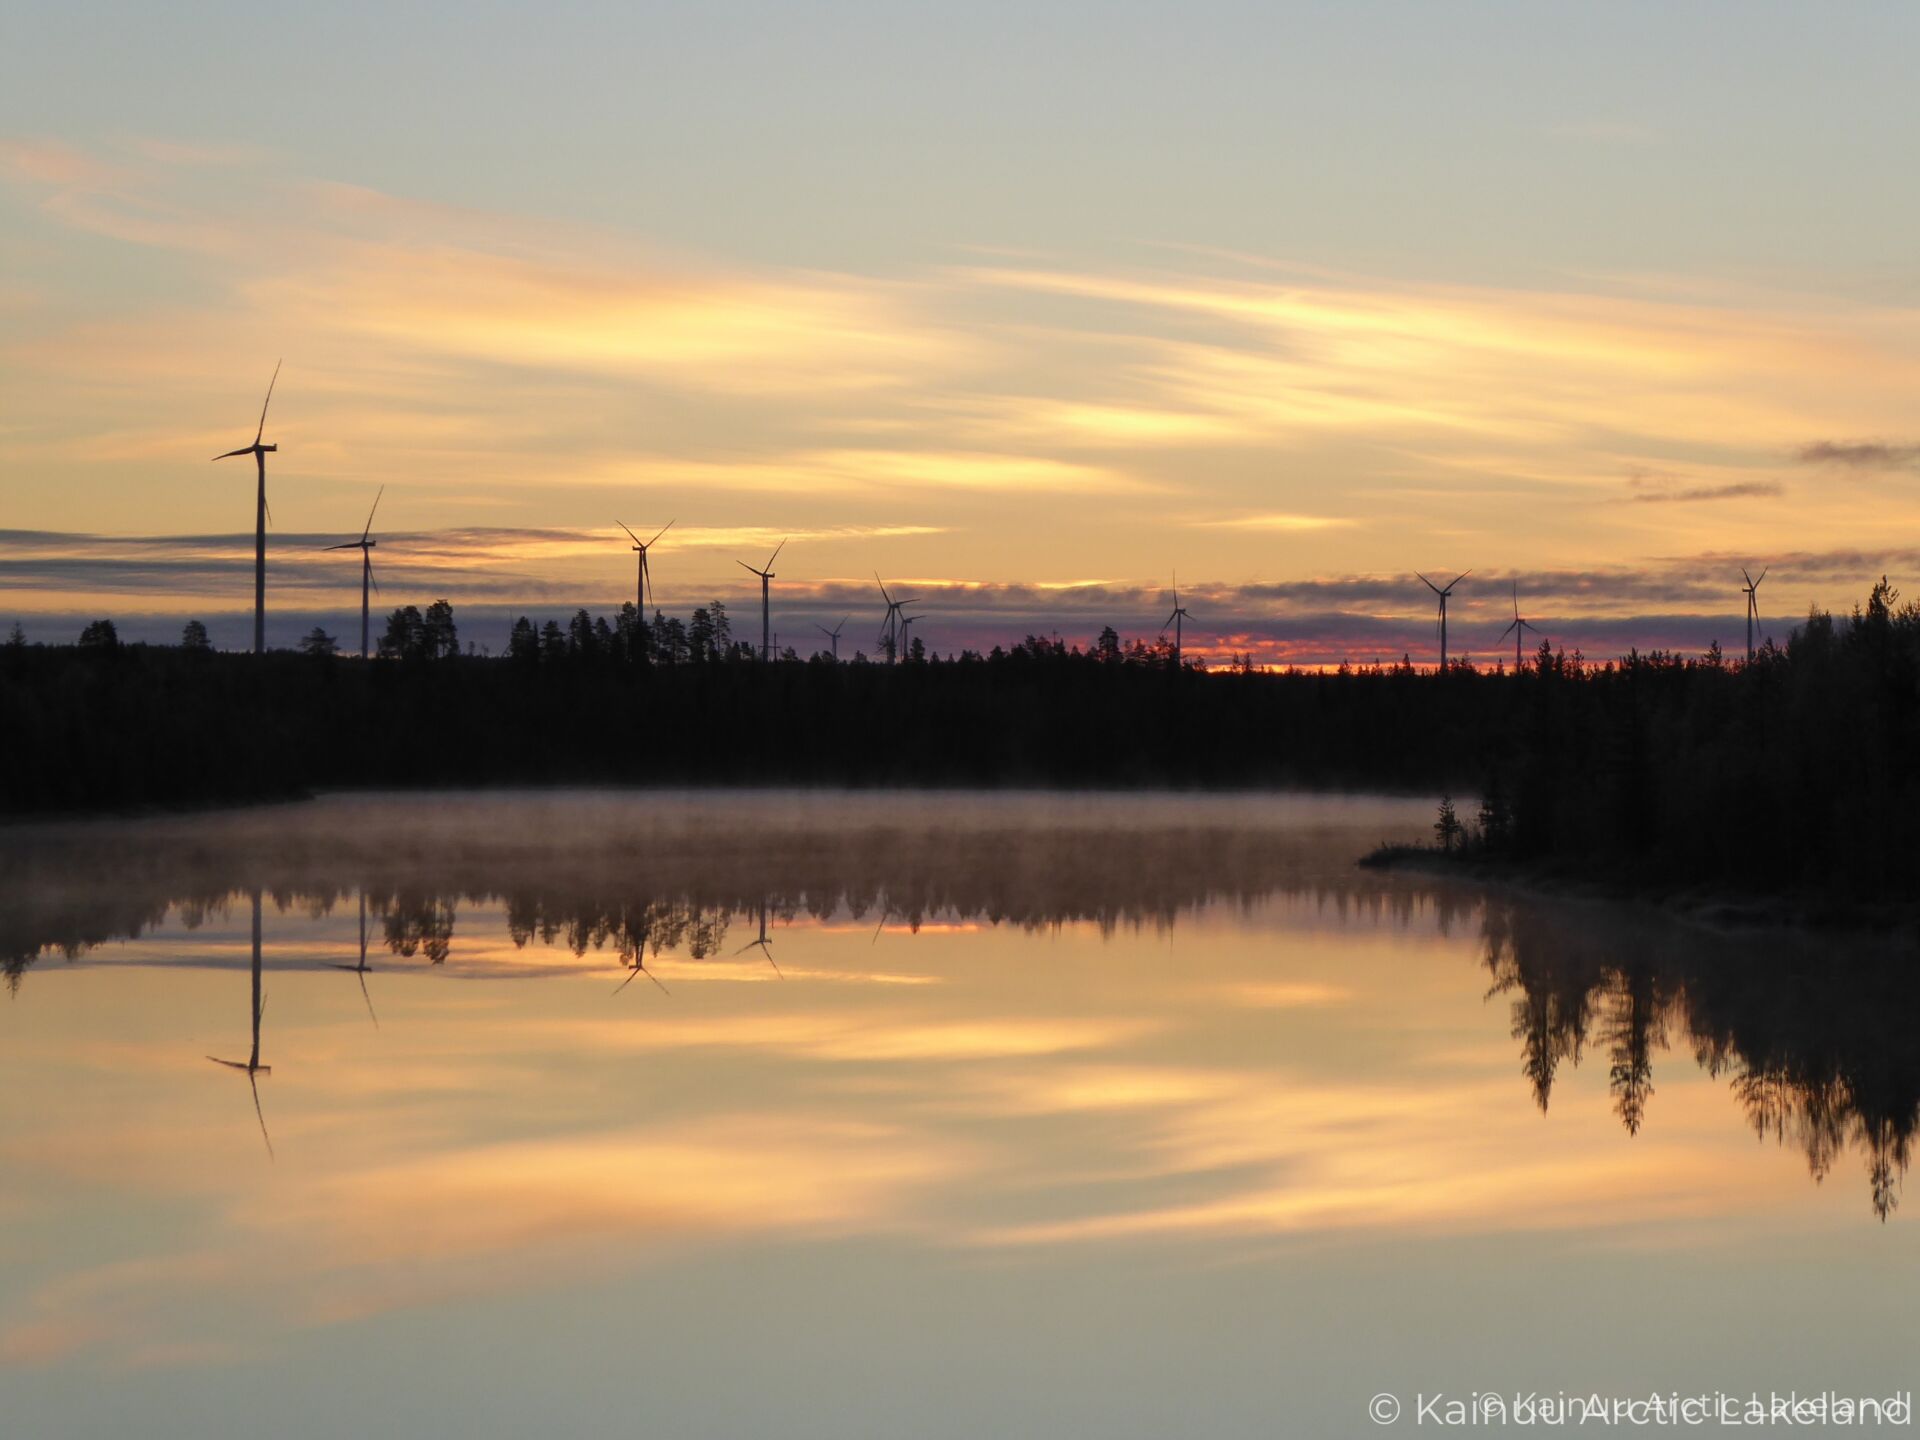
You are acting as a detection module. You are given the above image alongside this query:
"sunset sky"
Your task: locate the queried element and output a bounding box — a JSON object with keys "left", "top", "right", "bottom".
{"left": 6, "top": 1, "right": 1920, "bottom": 662}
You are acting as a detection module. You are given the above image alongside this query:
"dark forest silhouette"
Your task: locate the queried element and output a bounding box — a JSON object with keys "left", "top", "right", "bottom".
{"left": 4, "top": 577, "right": 1920, "bottom": 906}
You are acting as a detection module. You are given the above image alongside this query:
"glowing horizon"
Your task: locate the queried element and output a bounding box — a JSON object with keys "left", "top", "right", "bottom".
{"left": 7, "top": 6, "right": 1920, "bottom": 664}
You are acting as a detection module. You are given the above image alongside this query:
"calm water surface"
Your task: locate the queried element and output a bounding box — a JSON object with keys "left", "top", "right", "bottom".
{"left": 1, "top": 791, "right": 1914, "bottom": 1437}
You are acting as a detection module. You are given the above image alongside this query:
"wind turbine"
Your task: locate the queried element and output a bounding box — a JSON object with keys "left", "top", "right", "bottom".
{"left": 1741, "top": 566, "right": 1768, "bottom": 661}
{"left": 213, "top": 361, "right": 282, "bottom": 654}
{"left": 1498, "top": 581, "right": 1541, "bottom": 671}
{"left": 324, "top": 486, "right": 384, "bottom": 659}
{"left": 207, "top": 887, "right": 273, "bottom": 1156}
{"left": 737, "top": 539, "right": 787, "bottom": 661}
{"left": 876, "top": 574, "right": 920, "bottom": 665}
{"left": 816, "top": 614, "right": 849, "bottom": 660}
{"left": 619, "top": 519, "right": 673, "bottom": 615}
{"left": 1416, "top": 571, "right": 1470, "bottom": 670}
{"left": 1162, "top": 573, "right": 1192, "bottom": 669}
{"left": 900, "top": 610, "right": 926, "bottom": 658}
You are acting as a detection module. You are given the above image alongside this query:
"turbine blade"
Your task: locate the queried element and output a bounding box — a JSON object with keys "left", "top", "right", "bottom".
{"left": 254, "top": 359, "right": 281, "bottom": 444}
{"left": 1500, "top": 620, "right": 1518, "bottom": 638}
{"left": 766, "top": 537, "right": 787, "bottom": 569}
{"left": 212, "top": 446, "right": 251, "bottom": 461}
{"left": 1755, "top": 567, "right": 1767, "bottom": 585}
{"left": 323, "top": 541, "right": 359, "bottom": 551}
{"left": 1416, "top": 573, "right": 1441, "bottom": 594}
{"left": 736, "top": 559, "right": 760, "bottom": 575}
{"left": 1165, "top": 610, "right": 1179, "bottom": 628}
{"left": 1450, "top": 571, "right": 1471, "bottom": 590}
{"left": 362, "top": 484, "right": 384, "bottom": 541}
{"left": 875, "top": 572, "right": 891, "bottom": 603}
{"left": 647, "top": 519, "right": 675, "bottom": 547}
{"left": 618, "top": 520, "right": 642, "bottom": 546}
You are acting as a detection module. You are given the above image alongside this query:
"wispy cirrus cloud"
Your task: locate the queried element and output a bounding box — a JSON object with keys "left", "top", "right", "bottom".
{"left": 7, "top": 136, "right": 1920, "bottom": 597}
{"left": 1796, "top": 440, "right": 1920, "bottom": 470}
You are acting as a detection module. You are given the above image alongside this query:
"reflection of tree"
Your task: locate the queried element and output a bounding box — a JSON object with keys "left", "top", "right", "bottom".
{"left": 1601, "top": 965, "right": 1668, "bottom": 1136}
{"left": 7, "top": 808, "right": 1916, "bottom": 1218}
{"left": 1482, "top": 895, "right": 1917, "bottom": 1218}
{"left": 377, "top": 888, "right": 455, "bottom": 963}
{"left": 1483, "top": 903, "right": 1604, "bottom": 1114}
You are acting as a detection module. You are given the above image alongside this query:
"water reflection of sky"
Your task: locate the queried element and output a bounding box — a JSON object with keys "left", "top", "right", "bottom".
{"left": 1, "top": 793, "right": 1914, "bottom": 1438}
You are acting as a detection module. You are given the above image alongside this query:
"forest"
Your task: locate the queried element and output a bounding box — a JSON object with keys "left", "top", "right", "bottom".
{"left": 3, "top": 577, "right": 1917, "bottom": 906}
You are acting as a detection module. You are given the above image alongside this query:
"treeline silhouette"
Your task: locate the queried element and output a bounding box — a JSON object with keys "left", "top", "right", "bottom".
{"left": 5, "top": 579, "right": 1919, "bottom": 906}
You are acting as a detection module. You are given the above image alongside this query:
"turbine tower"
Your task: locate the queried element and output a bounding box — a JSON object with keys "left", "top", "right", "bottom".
{"left": 619, "top": 519, "right": 673, "bottom": 615}
{"left": 736, "top": 538, "right": 787, "bottom": 661}
{"left": 1416, "top": 570, "right": 1470, "bottom": 670}
{"left": 1741, "top": 566, "right": 1768, "bottom": 661}
{"left": 901, "top": 610, "right": 927, "bottom": 658}
{"left": 876, "top": 574, "right": 920, "bottom": 665}
{"left": 324, "top": 486, "right": 384, "bottom": 659}
{"left": 1498, "top": 580, "right": 1541, "bottom": 671}
{"left": 213, "top": 361, "right": 282, "bottom": 654}
{"left": 1162, "top": 573, "right": 1192, "bottom": 669}
{"left": 816, "top": 614, "right": 849, "bottom": 660}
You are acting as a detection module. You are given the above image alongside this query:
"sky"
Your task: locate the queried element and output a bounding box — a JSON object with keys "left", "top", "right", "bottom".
{"left": 5, "top": 1, "right": 1920, "bottom": 662}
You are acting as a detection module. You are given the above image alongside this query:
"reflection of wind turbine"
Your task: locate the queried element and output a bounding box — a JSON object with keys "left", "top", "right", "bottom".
{"left": 212, "top": 362, "right": 282, "bottom": 655}
{"left": 324, "top": 487, "right": 384, "bottom": 660}
{"left": 737, "top": 539, "right": 787, "bottom": 662}
{"left": 620, "top": 520, "right": 673, "bottom": 614}
{"left": 734, "top": 897, "right": 782, "bottom": 977}
{"left": 612, "top": 903, "right": 669, "bottom": 996}
{"left": 206, "top": 888, "right": 273, "bottom": 1157}
{"left": 816, "top": 614, "right": 849, "bottom": 661}
{"left": 1741, "top": 566, "right": 1768, "bottom": 661}
{"left": 1162, "top": 573, "right": 1192, "bottom": 669}
{"left": 326, "top": 890, "right": 378, "bottom": 1026}
{"left": 1416, "top": 570, "right": 1470, "bottom": 670}
{"left": 1498, "top": 581, "right": 1541, "bottom": 671}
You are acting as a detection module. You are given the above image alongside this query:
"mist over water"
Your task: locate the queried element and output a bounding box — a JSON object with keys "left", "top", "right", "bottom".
{"left": 1, "top": 791, "right": 1913, "bottom": 1438}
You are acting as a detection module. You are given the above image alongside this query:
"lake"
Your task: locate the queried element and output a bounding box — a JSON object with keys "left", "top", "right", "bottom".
{"left": 1, "top": 791, "right": 1913, "bottom": 1437}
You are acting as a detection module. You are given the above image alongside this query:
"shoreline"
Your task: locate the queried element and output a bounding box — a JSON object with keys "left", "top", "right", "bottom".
{"left": 1359, "top": 844, "right": 1920, "bottom": 939}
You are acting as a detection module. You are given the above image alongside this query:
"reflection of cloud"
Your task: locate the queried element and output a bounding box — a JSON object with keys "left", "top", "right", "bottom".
{"left": 550, "top": 1012, "right": 1157, "bottom": 1063}
{"left": 1, "top": 1114, "right": 964, "bottom": 1362}
{"left": 254, "top": 1117, "right": 960, "bottom": 1268}
{"left": 0, "top": 844, "right": 1864, "bottom": 1370}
